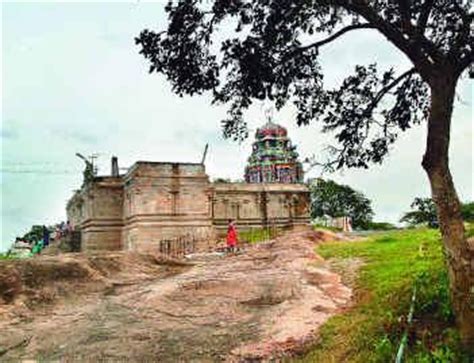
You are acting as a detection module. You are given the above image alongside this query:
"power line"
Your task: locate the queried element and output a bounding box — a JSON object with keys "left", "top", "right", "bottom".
{"left": 0, "top": 168, "right": 79, "bottom": 175}
{"left": 1, "top": 161, "right": 70, "bottom": 166}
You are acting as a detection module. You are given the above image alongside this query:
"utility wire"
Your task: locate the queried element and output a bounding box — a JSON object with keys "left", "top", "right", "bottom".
{"left": 0, "top": 168, "right": 79, "bottom": 175}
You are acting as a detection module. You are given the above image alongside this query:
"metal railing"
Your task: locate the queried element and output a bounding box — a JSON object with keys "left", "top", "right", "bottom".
{"left": 240, "top": 221, "right": 280, "bottom": 245}
{"left": 158, "top": 234, "right": 198, "bottom": 259}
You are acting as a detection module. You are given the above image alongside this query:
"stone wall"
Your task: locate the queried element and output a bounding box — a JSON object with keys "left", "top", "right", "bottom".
{"left": 66, "top": 162, "right": 310, "bottom": 252}
{"left": 121, "top": 162, "right": 214, "bottom": 252}
{"left": 66, "top": 191, "right": 84, "bottom": 229}
{"left": 79, "top": 177, "right": 124, "bottom": 251}
{"left": 212, "top": 182, "right": 310, "bottom": 234}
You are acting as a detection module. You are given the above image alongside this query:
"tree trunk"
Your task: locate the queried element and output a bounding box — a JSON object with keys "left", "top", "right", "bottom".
{"left": 422, "top": 72, "right": 474, "bottom": 355}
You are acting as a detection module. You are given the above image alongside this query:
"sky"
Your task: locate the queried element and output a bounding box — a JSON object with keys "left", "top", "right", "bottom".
{"left": 1, "top": 1, "right": 472, "bottom": 251}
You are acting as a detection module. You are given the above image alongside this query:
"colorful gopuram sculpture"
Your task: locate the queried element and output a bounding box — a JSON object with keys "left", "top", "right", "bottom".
{"left": 244, "top": 120, "right": 304, "bottom": 184}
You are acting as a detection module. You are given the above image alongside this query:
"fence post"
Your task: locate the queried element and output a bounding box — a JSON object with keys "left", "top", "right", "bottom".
{"left": 395, "top": 283, "right": 418, "bottom": 363}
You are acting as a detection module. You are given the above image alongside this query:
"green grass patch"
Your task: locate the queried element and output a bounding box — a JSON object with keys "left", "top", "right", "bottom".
{"left": 0, "top": 252, "right": 15, "bottom": 260}
{"left": 465, "top": 223, "right": 474, "bottom": 238}
{"left": 295, "top": 228, "right": 469, "bottom": 363}
{"left": 239, "top": 228, "right": 279, "bottom": 244}
{"left": 312, "top": 224, "right": 343, "bottom": 233}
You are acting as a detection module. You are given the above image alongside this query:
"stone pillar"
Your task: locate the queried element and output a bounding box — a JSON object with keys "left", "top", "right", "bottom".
{"left": 260, "top": 191, "right": 268, "bottom": 227}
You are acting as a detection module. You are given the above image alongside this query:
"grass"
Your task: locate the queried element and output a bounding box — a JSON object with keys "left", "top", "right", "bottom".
{"left": 0, "top": 252, "right": 15, "bottom": 260}
{"left": 312, "top": 224, "right": 343, "bottom": 233}
{"left": 295, "top": 227, "right": 471, "bottom": 363}
{"left": 466, "top": 223, "right": 474, "bottom": 238}
{"left": 239, "top": 227, "right": 279, "bottom": 244}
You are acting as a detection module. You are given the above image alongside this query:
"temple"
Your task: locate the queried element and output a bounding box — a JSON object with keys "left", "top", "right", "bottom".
{"left": 66, "top": 121, "right": 311, "bottom": 252}
{"left": 245, "top": 121, "right": 304, "bottom": 183}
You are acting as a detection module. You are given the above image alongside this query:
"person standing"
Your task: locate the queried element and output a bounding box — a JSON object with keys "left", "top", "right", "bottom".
{"left": 226, "top": 219, "right": 238, "bottom": 253}
{"left": 31, "top": 239, "right": 44, "bottom": 256}
{"left": 42, "top": 225, "right": 50, "bottom": 247}
{"left": 59, "top": 221, "right": 66, "bottom": 237}
{"left": 66, "top": 220, "right": 73, "bottom": 234}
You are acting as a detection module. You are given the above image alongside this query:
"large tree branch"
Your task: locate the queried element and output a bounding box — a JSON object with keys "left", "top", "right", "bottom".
{"left": 339, "top": 0, "right": 437, "bottom": 78}
{"left": 282, "top": 23, "right": 376, "bottom": 62}
{"left": 335, "top": 0, "right": 444, "bottom": 79}
{"left": 373, "top": 68, "right": 416, "bottom": 106}
{"left": 298, "top": 23, "right": 376, "bottom": 52}
{"left": 367, "top": 68, "right": 416, "bottom": 115}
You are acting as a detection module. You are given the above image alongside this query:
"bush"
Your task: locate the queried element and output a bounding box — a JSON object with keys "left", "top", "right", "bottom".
{"left": 461, "top": 202, "right": 474, "bottom": 222}
{"left": 312, "top": 223, "right": 342, "bottom": 232}
{"left": 366, "top": 222, "right": 397, "bottom": 231}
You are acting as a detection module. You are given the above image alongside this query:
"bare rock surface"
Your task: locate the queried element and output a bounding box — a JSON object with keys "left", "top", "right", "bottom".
{"left": 0, "top": 227, "right": 352, "bottom": 362}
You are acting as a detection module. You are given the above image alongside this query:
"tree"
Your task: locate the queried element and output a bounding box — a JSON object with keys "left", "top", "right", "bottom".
{"left": 401, "top": 198, "right": 474, "bottom": 226}
{"left": 310, "top": 178, "right": 374, "bottom": 229}
{"left": 400, "top": 197, "right": 438, "bottom": 227}
{"left": 136, "top": 0, "right": 474, "bottom": 351}
{"left": 461, "top": 202, "right": 474, "bottom": 222}
{"left": 20, "top": 225, "right": 44, "bottom": 244}
{"left": 365, "top": 221, "right": 397, "bottom": 230}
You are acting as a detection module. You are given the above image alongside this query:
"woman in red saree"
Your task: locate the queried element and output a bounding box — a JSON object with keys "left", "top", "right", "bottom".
{"left": 226, "top": 219, "right": 238, "bottom": 252}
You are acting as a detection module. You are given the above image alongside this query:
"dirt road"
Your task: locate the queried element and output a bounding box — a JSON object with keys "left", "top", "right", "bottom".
{"left": 0, "top": 227, "right": 351, "bottom": 362}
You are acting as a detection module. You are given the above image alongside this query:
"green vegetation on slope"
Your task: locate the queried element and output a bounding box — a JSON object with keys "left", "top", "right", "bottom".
{"left": 297, "top": 227, "right": 471, "bottom": 363}
{"left": 311, "top": 224, "right": 342, "bottom": 233}
{"left": 239, "top": 227, "right": 280, "bottom": 244}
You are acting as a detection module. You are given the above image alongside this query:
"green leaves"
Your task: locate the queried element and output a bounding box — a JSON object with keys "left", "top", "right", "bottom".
{"left": 136, "top": 0, "right": 472, "bottom": 164}
{"left": 400, "top": 197, "right": 438, "bottom": 227}
{"left": 400, "top": 198, "right": 474, "bottom": 227}
{"left": 310, "top": 178, "right": 374, "bottom": 229}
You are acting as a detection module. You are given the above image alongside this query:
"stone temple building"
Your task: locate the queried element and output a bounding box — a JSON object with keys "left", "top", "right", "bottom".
{"left": 66, "top": 121, "right": 310, "bottom": 252}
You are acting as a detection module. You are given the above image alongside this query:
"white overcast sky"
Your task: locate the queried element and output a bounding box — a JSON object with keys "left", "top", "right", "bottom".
{"left": 1, "top": 2, "right": 472, "bottom": 251}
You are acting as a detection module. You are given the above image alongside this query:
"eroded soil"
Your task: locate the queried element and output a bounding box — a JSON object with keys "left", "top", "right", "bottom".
{"left": 0, "top": 227, "right": 352, "bottom": 362}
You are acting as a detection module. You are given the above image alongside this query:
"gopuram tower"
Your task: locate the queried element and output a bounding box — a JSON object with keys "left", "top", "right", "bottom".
{"left": 244, "top": 120, "right": 304, "bottom": 184}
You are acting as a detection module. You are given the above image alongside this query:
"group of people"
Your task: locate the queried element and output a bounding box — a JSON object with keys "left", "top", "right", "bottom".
{"left": 54, "top": 220, "right": 74, "bottom": 240}
{"left": 10, "top": 221, "right": 74, "bottom": 258}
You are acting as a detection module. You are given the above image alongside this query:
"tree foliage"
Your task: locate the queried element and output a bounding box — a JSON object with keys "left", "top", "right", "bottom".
{"left": 136, "top": 0, "right": 472, "bottom": 169}
{"left": 400, "top": 197, "right": 438, "bottom": 227}
{"left": 19, "top": 225, "right": 45, "bottom": 244}
{"left": 365, "top": 221, "right": 397, "bottom": 230}
{"left": 461, "top": 202, "right": 474, "bottom": 222}
{"left": 310, "top": 178, "right": 374, "bottom": 229}
{"left": 401, "top": 198, "right": 474, "bottom": 226}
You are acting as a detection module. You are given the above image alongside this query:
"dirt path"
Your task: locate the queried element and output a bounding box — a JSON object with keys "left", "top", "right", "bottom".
{"left": 0, "top": 227, "right": 352, "bottom": 362}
